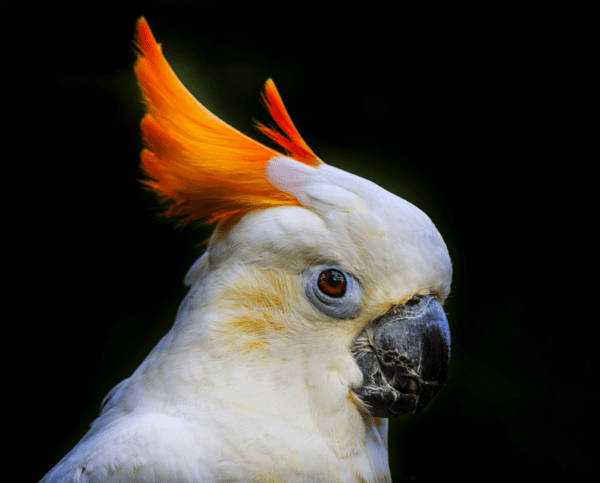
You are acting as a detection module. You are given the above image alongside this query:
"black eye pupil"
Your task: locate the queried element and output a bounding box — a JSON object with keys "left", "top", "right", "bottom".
{"left": 327, "top": 273, "right": 342, "bottom": 286}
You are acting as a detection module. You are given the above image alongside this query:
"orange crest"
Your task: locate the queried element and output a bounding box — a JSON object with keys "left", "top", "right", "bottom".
{"left": 134, "top": 17, "right": 322, "bottom": 225}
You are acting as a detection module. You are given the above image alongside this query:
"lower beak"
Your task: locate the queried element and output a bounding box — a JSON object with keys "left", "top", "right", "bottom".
{"left": 352, "top": 295, "right": 451, "bottom": 418}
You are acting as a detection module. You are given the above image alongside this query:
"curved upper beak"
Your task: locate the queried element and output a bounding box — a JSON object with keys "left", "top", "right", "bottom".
{"left": 352, "top": 295, "right": 451, "bottom": 418}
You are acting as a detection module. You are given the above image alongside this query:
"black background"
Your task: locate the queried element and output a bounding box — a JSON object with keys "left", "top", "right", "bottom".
{"left": 11, "top": 2, "right": 595, "bottom": 482}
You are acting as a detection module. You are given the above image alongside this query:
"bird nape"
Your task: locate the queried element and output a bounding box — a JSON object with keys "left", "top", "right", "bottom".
{"left": 41, "top": 16, "right": 452, "bottom": 483}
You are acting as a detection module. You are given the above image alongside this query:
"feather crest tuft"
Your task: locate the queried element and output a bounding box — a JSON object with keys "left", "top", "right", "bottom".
{"left": 255, "top": 80, "right": 318, "bottom": 161}
{"left": 134, "top": 17, "right": 321, "bottom": 225}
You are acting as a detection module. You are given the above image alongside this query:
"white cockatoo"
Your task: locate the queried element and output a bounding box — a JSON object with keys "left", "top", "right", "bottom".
{"left": 41, "top": 17, "right": 452, "bottom": 483}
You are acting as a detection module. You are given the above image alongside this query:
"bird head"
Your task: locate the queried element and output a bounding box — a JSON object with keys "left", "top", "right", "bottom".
{"left": 134, "top": 17, "right": 451, "bottom": 421}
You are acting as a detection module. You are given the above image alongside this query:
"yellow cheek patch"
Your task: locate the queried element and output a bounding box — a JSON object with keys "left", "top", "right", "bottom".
{"left": 214, "top": 269, "right": 300, "bottom": 352}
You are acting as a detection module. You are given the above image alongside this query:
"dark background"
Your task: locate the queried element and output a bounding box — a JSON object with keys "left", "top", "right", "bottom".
{"left": 11, "top": 1, "right": 594, "bottom": 482}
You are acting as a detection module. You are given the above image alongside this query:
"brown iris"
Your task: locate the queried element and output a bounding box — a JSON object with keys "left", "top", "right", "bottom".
{"left": 318, "top": 269, "right": 346, "bottom": 297}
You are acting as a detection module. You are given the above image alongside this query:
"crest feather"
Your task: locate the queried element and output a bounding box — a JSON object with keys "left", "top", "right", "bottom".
{"left": 256, "top": 80, "right": 318, "bottom": 161}
{"left": 134, "top": 17, "right": 322, "bottom": 225}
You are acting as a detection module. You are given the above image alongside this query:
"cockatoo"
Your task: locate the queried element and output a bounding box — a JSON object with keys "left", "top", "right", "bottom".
{"left": 41, "top": 17, "right": 452, "bottom": 483}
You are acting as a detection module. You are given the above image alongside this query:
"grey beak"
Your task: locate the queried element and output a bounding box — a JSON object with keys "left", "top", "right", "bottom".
{"left": 352, "top": 295, "right": 451, "bottom": 418}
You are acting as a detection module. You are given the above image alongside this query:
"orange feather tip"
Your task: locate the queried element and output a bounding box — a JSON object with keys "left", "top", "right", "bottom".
{"left": 256, "top": 80, "right": 320, "bottom": 164}
{"left": 133, "top": 17, "right": 159, "bottom": 64}
{"left": 133, "top": 19, "right": 321, "bottom": 226}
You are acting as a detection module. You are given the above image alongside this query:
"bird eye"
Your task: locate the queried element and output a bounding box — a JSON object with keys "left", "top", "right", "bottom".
{"left": 304, "top": 265, "right": 362, "bottom": 320}
{"left": 318, "top": 269, "right": 346, "bottom": 297}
